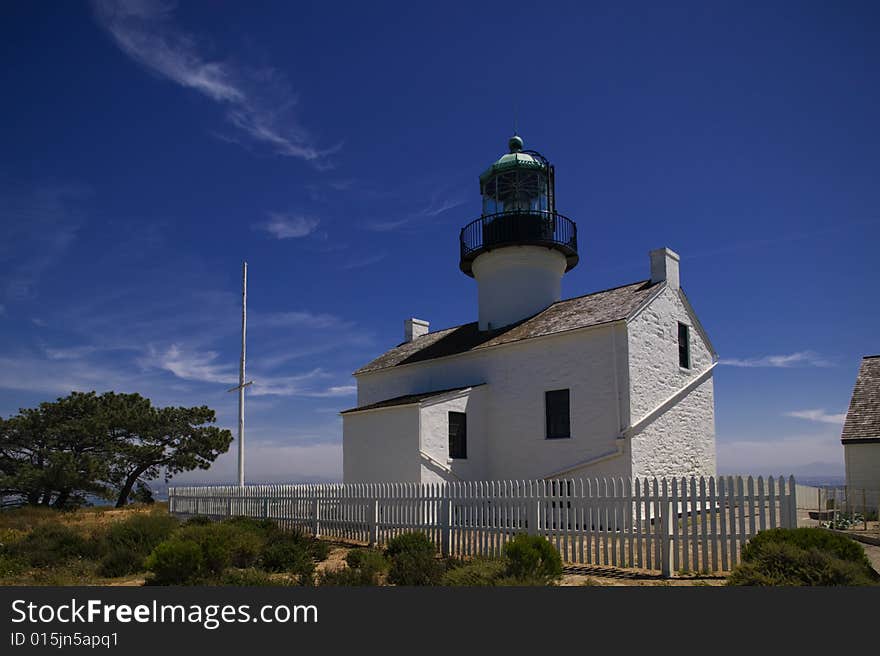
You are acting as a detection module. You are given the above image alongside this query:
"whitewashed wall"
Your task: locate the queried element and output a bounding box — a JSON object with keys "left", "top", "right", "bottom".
{"left": 471, "top": 246, "right": 567, "bottom": 330}
{"left": 419, "top": 387, "right": 489, "bottom": 483}
{"left": 627, "top": 285, "right": 716, "bottom": 480}
{"left": 342, "top": 405, "right": 420, "bottom": 482}
{"left": 844, "top": 443, "right": 880, "bottom": 492}
{"left": 353, "top": 323, "right": 630, "bottom": 482}
{"left": 347, "top": 282, "right": 717, "bottom": 484}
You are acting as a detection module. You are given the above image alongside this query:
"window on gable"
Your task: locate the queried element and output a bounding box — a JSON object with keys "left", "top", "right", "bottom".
{"left": 448, "top": 411, "right": 467, "bottom": 459}
{"left": 678, "top": 322, "right": 691, "bottom": 369}
{"left": 545, "top": 389, "right": 570, "bottom": 439}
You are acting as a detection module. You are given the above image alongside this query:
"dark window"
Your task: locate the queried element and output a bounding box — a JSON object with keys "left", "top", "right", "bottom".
{"left": 678, "top": 322, "right": 691, "bottom": 369}
{"left": 448, "top": 411, "right": 467, "bottom": 459}
{"left": 545, "top": 389, "right": 570, "bottom": 439}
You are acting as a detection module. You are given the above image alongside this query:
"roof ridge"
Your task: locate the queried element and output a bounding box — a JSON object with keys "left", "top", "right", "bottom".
{"left": 417, "top": 279, "right": 652, "bottom": 337}
{"left": 548, "top": 278, "right": 653, "bottom": 307}
{"left": 862, "top": 354, "right": 880, "bottom": 360}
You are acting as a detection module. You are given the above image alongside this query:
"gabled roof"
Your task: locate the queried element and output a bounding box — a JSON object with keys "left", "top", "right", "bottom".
{"left": 354, "top": 279, "right": 661, "bottom": 375}
{"left": 841, "top": 355, "right": 880, "bottom": 443}
{"left": 340, "top": 385, "right": 480, "bottom": 414}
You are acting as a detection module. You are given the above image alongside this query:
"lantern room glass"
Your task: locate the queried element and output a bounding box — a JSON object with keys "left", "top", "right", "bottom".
{"left": 481, "top": 169, "right": 549, "bottom": 216}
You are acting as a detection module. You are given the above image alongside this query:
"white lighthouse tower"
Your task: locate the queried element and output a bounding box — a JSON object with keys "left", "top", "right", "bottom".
{"left": 459, "top": 135, "right": 579, "bottom": 330}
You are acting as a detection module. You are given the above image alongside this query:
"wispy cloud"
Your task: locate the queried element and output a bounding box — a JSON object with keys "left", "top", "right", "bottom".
{"left": 144, "top": 344, "right": 238, "bottom": 385}
{"left": 784, "top": 409, "right": 847, "bottom": 425}
{"left": 91, "top": 0, "right": 336, "bottom": 163}
{"left": 365, "top": 195, "right": 466, "bottom": 232}
{"left": 251, "top": 310, "right": 349, "bottom": 330}
{"left": 256, "top": 212, "right": 320, "bottom": 239}
{"left": 719, "top": 351, "right": 832, "bottom": 368}
{"left": 342, "top": 252, "right": 387, "bottom": 270}
{"left": 141, "top": 343, "right": 354, "bottom": 399}
{"left": 0, "top": 184, "right": 85, "bottom": 301}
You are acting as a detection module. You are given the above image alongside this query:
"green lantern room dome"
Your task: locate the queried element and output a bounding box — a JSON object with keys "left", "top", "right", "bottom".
{"left": 479, "top": 135, "right": 548, "bottom": 184}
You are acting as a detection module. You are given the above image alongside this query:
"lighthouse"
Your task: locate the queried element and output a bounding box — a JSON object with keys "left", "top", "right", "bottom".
{"left": 459, "top": 135, "right": 579, "bottom": 331}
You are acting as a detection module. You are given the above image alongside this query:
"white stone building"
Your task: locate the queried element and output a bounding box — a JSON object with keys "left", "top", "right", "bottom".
{"left": 342, "top": 135, "right": 717, "bottom": 483}
{"left": 841, "top": 355, "right": 880, "bottom": 501}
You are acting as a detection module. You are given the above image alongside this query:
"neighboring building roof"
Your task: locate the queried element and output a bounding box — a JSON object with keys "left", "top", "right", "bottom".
{"left": 354, "top": 279, "right": 661, "bottom": 375}
{"left": 340, "top": 385, "right": 480, "bottom": 415}
{"left": 841, "top": 355, "right": 880, "bottom": 443}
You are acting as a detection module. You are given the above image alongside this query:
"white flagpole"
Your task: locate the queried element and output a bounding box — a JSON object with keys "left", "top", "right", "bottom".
{"left": 238, "top": 261, "right": 247, "bottom": 487}
{"left": 228, "top": 261, "right": 252, "bottom": 487}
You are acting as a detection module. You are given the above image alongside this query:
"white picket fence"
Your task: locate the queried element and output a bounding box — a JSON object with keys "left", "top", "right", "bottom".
{"left": 169, "top": 475, "right": 797, "bottom": 575}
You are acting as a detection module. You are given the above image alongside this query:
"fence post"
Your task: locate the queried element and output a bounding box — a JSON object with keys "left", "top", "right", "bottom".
{"left": 263, "top": 496, "right": 270, "bottom": 519}
{"left": 227, "top": 497, "right": 232, "bottom": 518}
{"left": 439, "top": 495, "right": 451, "bottom": 556}
{"left": 660, "top": 479, "right": 672, "bottom": 578}
{"left": 369, "top": 499, "right": 379, "bottom": 547}
{"left": 312, "top": 497, "right": 321, "bottom": 538}
{"left": 528, "top": 497, "right": 540, "bottom": 536}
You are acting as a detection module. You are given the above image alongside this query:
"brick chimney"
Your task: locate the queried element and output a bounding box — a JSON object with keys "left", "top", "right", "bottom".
{"left": 404, "top": 318, "right": 429, "bottom": 342}
{"left": 650, "top": 247, "right": 680, "bottom": 291}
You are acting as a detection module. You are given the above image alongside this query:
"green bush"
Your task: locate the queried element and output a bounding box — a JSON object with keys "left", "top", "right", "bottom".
{"left": 173, "top": 522, "right": 266, "bottom": 572}
{"left": 98, "top": 546, "right": 146, "bottom": 578}
{"left": 319, "top": 567, "right": 371, "bottom": 586}
{"left": 145, "top": 540, "right": 204, "bottom": 585}
{"left": 346, "top": 548, "right": 388, "bottom": 574}
{"left": 103, "top": 513, "right": 178, "bottom": 558}
{"left": 261, "top": 541, "right": 315, "bottom": 583}
{"left": 741, "top": 528, "right": 870, "bottom": 566}
{"left": 728, "top": 528, "right": 879, "bottom": 587}
{"left": 320, "top": 548, "right": 388, "bottom": 586}
{"left": 10, "top": 524, "right": 94, "bottom": 567}
{"left": 183, "top": 515, "right": 213, "bottom": 527}
{"left": 221, "top": 568, "right": 290, "bottom": 586}
{"left": 0, "top": 553, "right": 27, "bottom": 578}
{"left": 385, "top": 532, "right": 443, "bottom": 586}
{"left": 502, "top": 534, "right": 563, "bottom": 584}
{"left": 441, "top": 558, "right": 507, "bottom": 586}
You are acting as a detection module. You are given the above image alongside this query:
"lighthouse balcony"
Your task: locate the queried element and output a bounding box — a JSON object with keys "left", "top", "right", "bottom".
{"left": 459, "top": 210, "right": 578, "bottom": 277}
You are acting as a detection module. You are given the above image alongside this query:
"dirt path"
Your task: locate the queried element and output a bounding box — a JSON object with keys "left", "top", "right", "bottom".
{"left": 860, "top": 543, "right": 880, "bottom": 575}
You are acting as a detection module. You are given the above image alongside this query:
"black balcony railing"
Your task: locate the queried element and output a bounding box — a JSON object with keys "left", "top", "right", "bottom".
{"left": 459, "top": 210, "right": 579, "bottom": 276}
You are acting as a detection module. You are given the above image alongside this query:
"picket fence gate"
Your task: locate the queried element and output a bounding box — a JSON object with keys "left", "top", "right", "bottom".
{"left": 169, "top": 475, "right": 797, "bottom": 576}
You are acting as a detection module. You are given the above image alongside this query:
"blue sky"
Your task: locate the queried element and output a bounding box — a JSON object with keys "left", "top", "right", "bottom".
{"left": 1, "top": 1, "right": 878, "bottom": 482}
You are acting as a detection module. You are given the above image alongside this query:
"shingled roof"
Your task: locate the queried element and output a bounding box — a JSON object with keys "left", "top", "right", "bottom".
{"left": 841, "top": 355, "right": 880, "bottom": 443}
{"left": 354, "top": 279, "right": 661, "bottom": 375}
{"left": 340, "top": 385, "right": 481, "bottom": 414}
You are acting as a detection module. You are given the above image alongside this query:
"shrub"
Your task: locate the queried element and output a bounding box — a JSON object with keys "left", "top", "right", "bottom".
{"left": 320, "top": 548, "right": 388, "bottom": 586}
{"left": 262, "top": 529, "right": 328, "bottom": 567}
{"left": 174, "top": 522, "right": 266, "bottom": 572}
{"left": 10, "top": 524, "right": 94, "bottom": 567}
{"left": 385, "top": 532, "right": 443, "bottom": 586}
{"left": 261, "top": 541, "right": 315, "bottom": 583}
{"left": 0, "top": 553, "right": 27, "bottom": 578}
{"left": 728, "top": 528, "right": 879, "bottom": 587}
{"left": 221, "top": 568, "right": 289, "bottom": 586}
{"left": 441, "top": 558, "right": 507, "bottom": 586}
{"left": 741, "top": 528, "right": 871, "bottom": 566}
{"left": 502, "top": 534, "right": 563, "bottom": 584}
{"left": 103, "top": 513, "right": 178, "bottom": 559}
{"left": 145, "top": 540, "right": 204, "bottom": 585}
{"left": 98, "top": 547, "right": 146, "bottom": 578}
{"left": 346, "top": 548, "right": 388, "bottom": 575}
{"left": 183, "top": 515, "right": 213, "bottom": 527}
{"left": 0, "top": 505, "right": 58, "bottom": 532}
